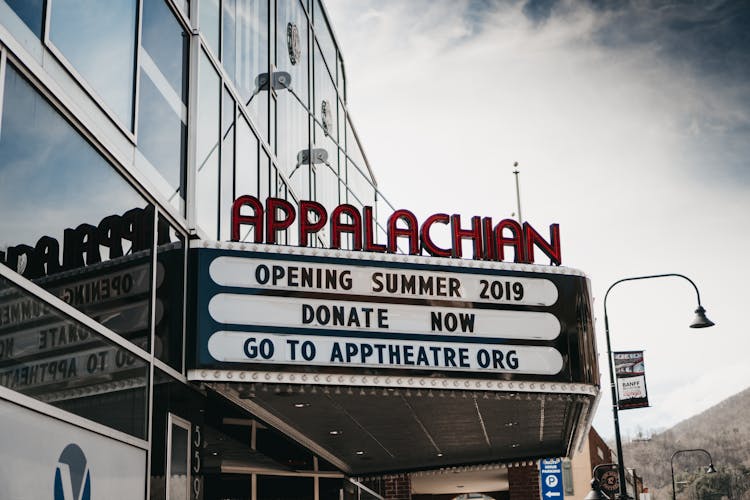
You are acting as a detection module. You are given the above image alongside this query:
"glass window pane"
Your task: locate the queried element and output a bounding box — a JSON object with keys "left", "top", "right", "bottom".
{"left": 155, "top": 216, "right": 185, "bottom": 371}
{"left": 313, "top": 0, "right": 337, "bottom": 76}
{"left": 277, "top": 0, "right": 308, "bottom": 106}
{"left": 235, "top": 115, "right": 258, "bottom": 198}
{"left": 219, "top": 88, "right": 237, "bottom": 242}
{"left": 150, "top": 370, "right": 204, "bottom": 500}
{"left": 314, "top": 44, "right": 338, "bottom": 143}
{"left": 312, "top": 123, "right": 339, "bottom": 213}
{"left": 169, "top": 423, "right": 189, "bottom": 500}
{"left": 5, "top": 0, "right": 44, "bottom": 38}
{"left": 222, "top": 0, "right": 237, "bottom": 82}
{"left": 0, "top": 276, "right": 149, "bottom": 438}
{"left": 196, "top": 51, "right": 221, "bottom": 239}
{"left": 256, "top": 427, "right": 313, "bottom": 471}
{"left": 0, "top": 64, "right": 154, "bottom": 352}
{"left": 260, "top": 150, "right": 271, "bottom": 202}
{"left": 199, "top": 0, "right": 220, "bottom": 57}
{"left": 230, "top": 0, "right": 269, "bottom": 141}
{"left": 49, "top": 0, "right": 137, "bottom": 130}
{"left": 138, "top": 0, "right": 189, "bottom": 214}
{"left": 142, "top": 0, "right": 189, "bottom": 100}
{"left": 320, "top": 478, "right": 344, "bottom": 500}
{"left": 175, "top": 0, "right": 190, "bottom": 17}
{"left": 258, "top": 476, "right": 313, "bottom": 500}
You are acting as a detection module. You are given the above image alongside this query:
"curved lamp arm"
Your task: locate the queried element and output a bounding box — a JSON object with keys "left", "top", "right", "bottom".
{"left": 671, "top": 448, "right": 716, "bottom": 500}
{"left": 603, "top": 273, "right": 714, "bottom": 500}
{"left": 604, "top": 273, "right": 705, "bottom": 313}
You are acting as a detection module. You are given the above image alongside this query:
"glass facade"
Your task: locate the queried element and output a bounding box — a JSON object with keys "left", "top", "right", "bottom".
{"left": 49, "top": 0, "right": 138, "bottom": 130}
{"left": 0, "top": 0, "right": 386, "bottom": 498}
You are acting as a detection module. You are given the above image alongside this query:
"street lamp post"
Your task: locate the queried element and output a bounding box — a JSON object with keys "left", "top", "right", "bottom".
{"left": 670, "top": 449, "right": 717, "bottom": 500}
{"left": 603, "top": 274, "right": 715, "bottom": 499}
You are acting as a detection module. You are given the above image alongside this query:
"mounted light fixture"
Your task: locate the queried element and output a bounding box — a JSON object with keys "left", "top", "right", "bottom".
{"left": 290, "top": 148, "right": 329, "bottom": 178}
{"left": 604, "top": 273, "right": 715, "bottom": 499}
{"left": 245, "top": 71, "right": 292, "bottom": 106}
{"left": 690, "top": 306, "right": 714, "bottom": 328}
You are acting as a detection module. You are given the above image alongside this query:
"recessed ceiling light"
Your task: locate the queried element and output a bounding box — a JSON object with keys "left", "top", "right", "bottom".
{"left": 436, "top": 453, "right": 444, "bottom": 457}
{"left": 211, "top": 451, "right": 219, "bottom": 456}
{"left": 511, "top": 443, "right": 520, "bottom": 448}
{"left": 329, "top": 430, "right": 343, "bottom": 436}
{"left": 293, "top": 402, "right": 310, "bottom": 408}
{"left": 355, "top": 450, "right": 365, "bottom": 455}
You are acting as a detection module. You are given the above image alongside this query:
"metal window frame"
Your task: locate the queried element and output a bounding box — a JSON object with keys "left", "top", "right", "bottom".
{"left": 166, "top": 413, "right": 193, "bottom": 500}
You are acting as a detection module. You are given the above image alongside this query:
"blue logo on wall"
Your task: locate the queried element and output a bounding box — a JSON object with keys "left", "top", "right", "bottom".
{"left": 54, "top": 444, "right": 91, "bottom": 500}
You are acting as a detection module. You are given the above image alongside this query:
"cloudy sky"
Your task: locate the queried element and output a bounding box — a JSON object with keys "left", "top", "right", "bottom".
{"left": 325, "top": 0, "right": 750, "bottom": 441}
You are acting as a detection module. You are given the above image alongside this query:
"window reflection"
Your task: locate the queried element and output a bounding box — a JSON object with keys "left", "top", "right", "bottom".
{"left": 49, "top": 0, "right": 137, "bottom": 130}
{"left": 0, "top": 276, "right": 149, "bottom": 439}
{"left": 155, "top": 216, "right": 186, "bottom": 372}
{"left": 223, "top": 0, "right": 270, "bottom": 140}
{"left": 138, "top": 0, "right": 189, "bottom": 214}
{"left": 234, "top": 115, "right": 260, "bottom": 243}
{"left": 312, "top": 124, "right": 340, "bottom": 213}
{"left": 314, "top": 44, "right": 338, "bottom": 142}
{"left": 196, "top": 51, "right": 221, "bottom": 239}
{"left": 0, "top": 64, "right": 154, "bottom": 350}
{"left": 219, "top": 88, "right": 237, "bottom": 242}
{"left": 5, "top": 0, "right": 44, "bottom": 38}
{"left": 313, "top": 0, "right": 338, "bottom": 78}
{"left": 169, "top": 422, "right": 190, "bottom": 500}
{"left": 199, "top": 0, "right": 221, "bottom": 57}
{"left": 150, "top": 369, "right": 205, "bottom": 500}
{"left": 277, "top": 0, "right": 309, "bottom": 108}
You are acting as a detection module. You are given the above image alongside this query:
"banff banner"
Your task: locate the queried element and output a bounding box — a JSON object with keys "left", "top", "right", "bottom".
{"left": 614, "top": 350, "right": 650, "bottom": 410}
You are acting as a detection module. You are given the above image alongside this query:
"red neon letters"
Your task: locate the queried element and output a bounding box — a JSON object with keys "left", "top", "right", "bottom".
{"left": 231, "top": 196, "right": 561, "bottom": 265}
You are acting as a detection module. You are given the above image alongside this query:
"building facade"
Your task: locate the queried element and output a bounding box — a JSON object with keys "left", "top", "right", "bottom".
{"left": 0, "top": 1, "right": 600, "bottom": 499}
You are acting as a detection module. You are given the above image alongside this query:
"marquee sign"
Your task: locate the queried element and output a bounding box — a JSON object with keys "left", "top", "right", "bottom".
{"left": 190, "top": 243, "right": 594, "bottom": 381}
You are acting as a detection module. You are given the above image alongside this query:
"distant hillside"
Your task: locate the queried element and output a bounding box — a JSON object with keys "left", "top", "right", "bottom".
{"left": 622, "top": 385, "right": 750, "bottom": 500}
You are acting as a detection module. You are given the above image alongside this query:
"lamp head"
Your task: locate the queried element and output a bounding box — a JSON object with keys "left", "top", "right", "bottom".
{"left": 706, "top": 463, "right": 717, "bottom": 474}
{"left": 690, "top": 306, "right": 715, "bottom": 328}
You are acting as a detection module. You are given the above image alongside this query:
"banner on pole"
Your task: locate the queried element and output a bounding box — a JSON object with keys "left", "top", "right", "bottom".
{"left": 614, "top": 350, "right": 650, "bottom": 410}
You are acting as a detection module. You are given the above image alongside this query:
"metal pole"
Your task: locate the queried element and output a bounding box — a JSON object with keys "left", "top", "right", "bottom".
{"left": 603, "top": 309, "right": 627, "bottom": 500}
{"left": 670, "top": 449, "right": 715, "bottom": 500}
{"left": 513, "top": 162, "right": 523, "bottom": 224}
{"left": 603, "top": 273, "right": 709, "bottom": 500}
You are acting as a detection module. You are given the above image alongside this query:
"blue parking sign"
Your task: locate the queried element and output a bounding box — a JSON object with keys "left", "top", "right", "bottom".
{"left": 540, "top": 458, "right": 565, "bottom": 500}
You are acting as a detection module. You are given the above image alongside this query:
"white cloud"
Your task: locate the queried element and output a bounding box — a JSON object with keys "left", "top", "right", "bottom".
{"left": 326, "top": 0, "right": 750, "bottom": 440}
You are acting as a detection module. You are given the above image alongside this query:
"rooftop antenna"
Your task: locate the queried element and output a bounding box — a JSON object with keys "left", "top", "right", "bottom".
{"left": 513, "top": 162, "right": 523, "bottom": 224}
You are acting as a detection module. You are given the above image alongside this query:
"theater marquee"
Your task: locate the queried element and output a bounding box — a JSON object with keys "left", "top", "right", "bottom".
{"left": 189, "top": 242, "right": 594, "bottom": 383}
